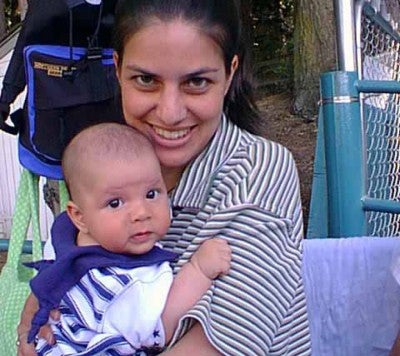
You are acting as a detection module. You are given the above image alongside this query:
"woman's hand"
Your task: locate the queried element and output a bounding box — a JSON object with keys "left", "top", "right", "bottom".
{"left": 16, "top": 331, "right": 34, "bottom": 356}
{"left": 17, "top": 293, "right": 38, "bottom": 356}
{"left": 16, "top": 293, "right": 58, "bottom": 356}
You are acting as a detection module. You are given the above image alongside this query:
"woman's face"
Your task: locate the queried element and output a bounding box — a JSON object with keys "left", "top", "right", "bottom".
{"left": 115, "top": 20, "right": 237, "bottom": 184}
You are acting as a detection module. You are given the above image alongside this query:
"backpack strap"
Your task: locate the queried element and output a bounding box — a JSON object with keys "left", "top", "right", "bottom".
{"left": 64, "top": 0, "right": 101, "bottom": 8}
{"left": 65, "top": 0, "right": 104, "bottom": 61}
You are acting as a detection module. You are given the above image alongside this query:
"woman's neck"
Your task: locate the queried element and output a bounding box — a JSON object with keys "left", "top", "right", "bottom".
{"left": 162, "top": 167, "right": 184, "bottom": 193}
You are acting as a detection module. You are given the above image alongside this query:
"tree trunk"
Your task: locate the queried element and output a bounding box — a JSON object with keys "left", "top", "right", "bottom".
{"left": 292, "top": 0, "right": 336, "bottom": 119}
{"left": 0, "top": 0, "right": 7, "bottom": 40}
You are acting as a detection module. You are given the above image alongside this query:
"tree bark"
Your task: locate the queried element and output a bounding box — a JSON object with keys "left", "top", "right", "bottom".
{"left": 0, "top": 0, "right": 7, "bottom": 40}
{"left": 292, "top": 0, "right": 336, "bottom": 118}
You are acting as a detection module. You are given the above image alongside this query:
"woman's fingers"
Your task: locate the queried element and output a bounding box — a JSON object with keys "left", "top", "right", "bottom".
{"left": 16, "top": 332, "right": 36, "bottom": 356}
{"left": 49, "top": 309, "right": 61, "bottom": 321}
{"left": 38, "top": 324, "right": 55, "bottom": 345}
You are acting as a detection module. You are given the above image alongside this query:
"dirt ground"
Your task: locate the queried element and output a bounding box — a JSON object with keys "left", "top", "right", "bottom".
{"left": 0, "top": 252, "right": 6, "bottom": 270}
{"left": 0, "top": 93, "right": 317, "bottom": 271}
{"left": 257, "top": 93, "right": 317, "bottom": 227}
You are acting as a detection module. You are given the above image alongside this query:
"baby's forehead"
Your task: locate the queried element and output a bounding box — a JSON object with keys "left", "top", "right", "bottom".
{"left": 64, "top": 124, "right": 157, "bottom": 176}
{"left": 76, "top": 151, "right": 161, "bottom": 183}
{"left": 71, "top": 123, "right": 152, "bottom": 154}
{"left": 79, "top": 136, "right": 153, "bottom": 161}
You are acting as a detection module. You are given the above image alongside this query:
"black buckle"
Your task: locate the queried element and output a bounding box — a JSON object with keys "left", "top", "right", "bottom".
{"left": 87, "top": 47, "right": 103, "bottom": 61}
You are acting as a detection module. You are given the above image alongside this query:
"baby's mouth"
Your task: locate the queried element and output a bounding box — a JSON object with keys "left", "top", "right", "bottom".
{"left": 130, "top": 231, "right": 151, "bottom": 242}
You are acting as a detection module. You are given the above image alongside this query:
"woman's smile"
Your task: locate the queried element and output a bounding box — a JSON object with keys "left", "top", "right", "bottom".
{"left": 152, "top": 125, "right": 192, "bottom": 141}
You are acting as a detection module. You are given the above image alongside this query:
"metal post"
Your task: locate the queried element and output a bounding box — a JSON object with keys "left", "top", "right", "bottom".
{"left": 334, "top": 0, "right": 357, "bottom": 71}
{"left": 321, "top": 71, "right": 367, "bottom": 237}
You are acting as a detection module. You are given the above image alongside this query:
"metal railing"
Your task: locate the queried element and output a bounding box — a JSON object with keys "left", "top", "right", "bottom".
{"left": 309, "top": 0, "right": 400, "bottom": 237}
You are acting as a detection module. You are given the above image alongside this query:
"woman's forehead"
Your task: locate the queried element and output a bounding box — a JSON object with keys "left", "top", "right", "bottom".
{"left": 121, "top": 20, "right": 224, "bottom": 70}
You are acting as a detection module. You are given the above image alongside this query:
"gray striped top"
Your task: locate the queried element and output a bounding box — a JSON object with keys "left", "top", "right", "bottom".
{"left": 164, "top": 115, "right": 311, "bottom": 355}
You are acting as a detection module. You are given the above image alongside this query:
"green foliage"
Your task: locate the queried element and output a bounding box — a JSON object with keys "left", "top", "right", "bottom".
{"left": 245, "top": 0, "right": 295, "bottom": 94}
{"left": 4, "top": 0, "right": 21, "bottom": 32}
{"left": 249, "top": 0, "right": 294, "bottom": 60}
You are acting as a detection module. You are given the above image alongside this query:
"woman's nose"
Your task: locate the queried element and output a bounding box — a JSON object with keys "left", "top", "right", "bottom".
{"left": 156, "top": 85, "right": 186, "bottom": 125}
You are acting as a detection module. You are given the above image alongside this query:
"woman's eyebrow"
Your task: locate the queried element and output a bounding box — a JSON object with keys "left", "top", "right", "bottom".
{"left": 124, "top": 64, "right": 221, "bottom": 78}
{"left": 125, "top": 64, "right": 156, "bottom": 75}
{"left": 182, "top": 68, "right": 221, "bottom": 81}
{"left": 187, "top": 68, "right": 220, "bottom": 76}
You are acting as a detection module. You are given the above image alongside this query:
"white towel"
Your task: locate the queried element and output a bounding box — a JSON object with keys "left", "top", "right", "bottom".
{"left": 303, "top": 237, "right": 400, "bottom": 356}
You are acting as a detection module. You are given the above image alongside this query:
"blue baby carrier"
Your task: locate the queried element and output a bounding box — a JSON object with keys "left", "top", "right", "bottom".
{"left": 0, "top": 0, "right": 123, "bottom": 179}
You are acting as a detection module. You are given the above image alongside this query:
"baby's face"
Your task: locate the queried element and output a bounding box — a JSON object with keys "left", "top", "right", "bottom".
{"left": 75, "top": 150, "right": 170, "bottom": 255}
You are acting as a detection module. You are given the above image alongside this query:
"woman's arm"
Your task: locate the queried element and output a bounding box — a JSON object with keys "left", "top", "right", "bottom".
{"left": 17, "top": 293, "right": 38, "bottom": 356}
{"left": 17, "top": 293, "right": 55, "bottom": 356}
{"left": 391, "top": 332, "right": 400, "bottom": 356}
{"left": 161, "top": 322, "right": 221, "bottom": 356}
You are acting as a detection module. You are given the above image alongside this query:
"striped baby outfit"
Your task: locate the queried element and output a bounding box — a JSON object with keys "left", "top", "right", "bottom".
{"left": 36, "top": 262, "right": 173, "bottom": 355}
{"left": 32, "top": 214, "right": 176, "bottom": 355}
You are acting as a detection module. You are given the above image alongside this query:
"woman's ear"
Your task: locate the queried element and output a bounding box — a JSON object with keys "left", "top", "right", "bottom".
{"left": 66, "top": 201, "right": 88, "bottom": 234}
{"left": 113, "top": 51, "right": 121, "bottom": 82}
{"left": 225, "top": 55, "right": 239, "bottom": 96}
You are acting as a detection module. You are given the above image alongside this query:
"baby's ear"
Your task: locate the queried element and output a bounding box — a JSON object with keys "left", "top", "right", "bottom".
{"left": 66, "top": 201, "right": 88, "bottom": 234}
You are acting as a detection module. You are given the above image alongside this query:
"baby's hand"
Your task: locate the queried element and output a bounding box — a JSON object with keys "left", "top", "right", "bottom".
{"left": 190, "top": 238, "right": 231, "bottom": 280}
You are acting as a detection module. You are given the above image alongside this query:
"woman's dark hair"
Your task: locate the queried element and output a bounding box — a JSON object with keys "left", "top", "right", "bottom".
{"left": 113, "top": 0, "right": 262, "bottom": 134}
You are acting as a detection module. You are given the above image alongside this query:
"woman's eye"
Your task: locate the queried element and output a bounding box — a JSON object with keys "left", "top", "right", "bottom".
{"left": 107, "top": 199, "right": 123, "bottom": 209}
{"left": 146, "top": 189, "right": 160, "bottom": 200}
{"left": 135, "top": 75, "right": 155, "bottom": 86}
{"left": 186, "top": 77, "right": 209, "bottom": 91}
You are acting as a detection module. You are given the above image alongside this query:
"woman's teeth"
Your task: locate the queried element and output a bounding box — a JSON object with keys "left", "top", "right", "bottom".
{"left": 153, "top": 127, "right": 190, "bottom": 139}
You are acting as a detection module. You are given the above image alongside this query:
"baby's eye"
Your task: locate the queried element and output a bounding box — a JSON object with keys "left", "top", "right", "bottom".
{"left": 107, "top": 198, "right": 123, "bottom": 209}
{"left": 146, "top": 189, "right": 160, "bottom": 200}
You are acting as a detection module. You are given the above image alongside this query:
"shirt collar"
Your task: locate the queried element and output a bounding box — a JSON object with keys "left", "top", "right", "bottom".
{"left": 170, "top": 115, "right": 242, "bottom": 209}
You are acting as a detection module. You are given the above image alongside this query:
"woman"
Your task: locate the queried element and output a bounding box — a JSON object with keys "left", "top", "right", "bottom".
{"left": 18, "top": 0, "right": 311, "bottom": 354}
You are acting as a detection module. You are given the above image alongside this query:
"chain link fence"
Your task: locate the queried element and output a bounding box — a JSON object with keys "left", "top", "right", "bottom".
{"left": 359, "top": 0, "right": 400, "bottom": 235}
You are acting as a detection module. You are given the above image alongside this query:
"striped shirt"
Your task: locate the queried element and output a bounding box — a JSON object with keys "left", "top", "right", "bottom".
{"left": 163, "top": 115, "right": 311, "bottom": 355}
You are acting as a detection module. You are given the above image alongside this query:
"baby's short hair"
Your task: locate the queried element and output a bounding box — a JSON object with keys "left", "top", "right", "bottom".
{"left": 62, "top": 122, "right": 154, "bottom": 198}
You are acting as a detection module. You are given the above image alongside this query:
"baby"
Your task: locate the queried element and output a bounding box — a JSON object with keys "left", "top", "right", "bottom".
{"left": 27, "top": 122, "right": 231, "bottom": 355}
